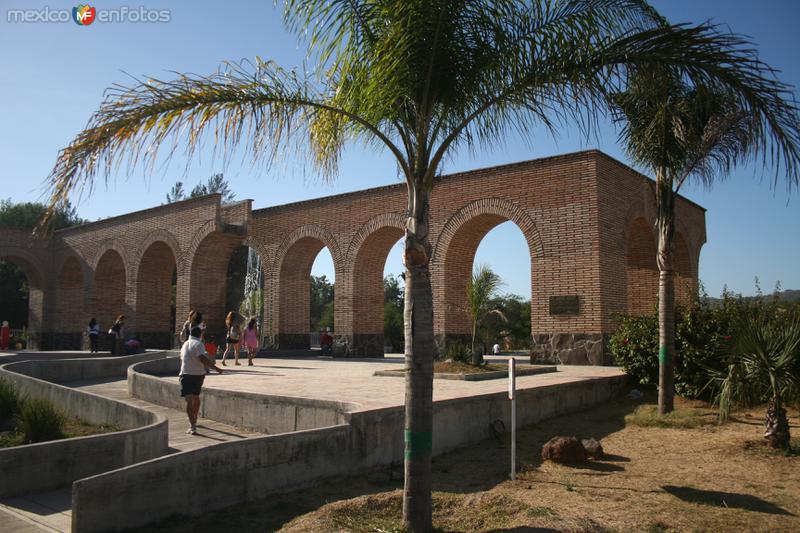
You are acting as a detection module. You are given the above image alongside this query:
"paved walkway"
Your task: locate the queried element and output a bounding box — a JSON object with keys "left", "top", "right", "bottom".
{"left": 70, "top": 376, "right": 263, "bottom": 452}
{"left": 0, "top": 353, "right": 624, "bottom": 531}
{"left": 172, "top": 354, "right": 624, "bottom": 412}
{"left": 0, "top": 376, "right": 263, "bottom": 531}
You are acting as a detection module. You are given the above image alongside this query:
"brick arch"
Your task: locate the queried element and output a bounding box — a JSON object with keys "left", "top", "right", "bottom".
{"left": 432, "top": 198, "right": 543, "bottom": 340}
{"left": 188, "top": 231, "right": 247, "bottom": 341}
{"left": 0, "top": 247, "right": 46, "bottom": 348}
{"left": 626, "top": 217, "right": 658, "bottom": 315}
{"left": 346, "top": 213, "right": 406, "bottom": 261}
{"left": 673, "top": 231, "right": 696, "bottom": 306}
{"left": 432, "top": 198, "right": 544, "bottom": 263}
{"left": 621, "top": 201, "right": 656, "bottom": 244}
{"left": 182, "top": 220, "right": 218, "bottom": 273}
{"left": 348, "top": 213, "right": 406, "bottom": 356}
{"left": 88, "top": 240, "right": 132, "bottom": 288}
{"left": 272, "top": 225, "right": 344, "bottom": 276}
{"left": 135, "top": 241, "right": 178, "bottom": 348}
{"left": 53, "top": 256, "right": 85, "bottom": 346}
{"left": 91, "top": 248, "right": 128, "bottom": 336}
{"left": 129, "top": 229, "right": 182, "bottom": 277}
{"left": 273, "top": 225, "right": 343, "bottom": 349}
{"left": 674, "top": 218, "right": 699, "bottom": 277}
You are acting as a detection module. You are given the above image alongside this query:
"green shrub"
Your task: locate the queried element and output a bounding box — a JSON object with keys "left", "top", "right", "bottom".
{"left": 16, "top": 399, "right": 65, "bottom": 443}
{"left": 610, "top": 289, "right": 800, "bottom": 400}
{"left": 443, "top": 340, "right": 470, "bottom": 363}
{"left": 0, "top": 378, "right": 21, "bottom": 423}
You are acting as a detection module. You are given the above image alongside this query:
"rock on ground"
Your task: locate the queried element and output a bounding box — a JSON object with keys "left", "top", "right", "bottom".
{"left": 541, "top": 436, "right": 587, "bottom": 464}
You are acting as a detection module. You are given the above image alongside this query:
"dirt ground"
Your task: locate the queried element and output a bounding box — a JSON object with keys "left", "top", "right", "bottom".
{"left": 141, "top": 394, "right": 800, "bottom": 533}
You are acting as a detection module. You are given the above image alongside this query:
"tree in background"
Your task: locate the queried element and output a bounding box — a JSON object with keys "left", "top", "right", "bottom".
{"left": 310, "top": 275, "right": 334, "bottom": 331}
{"left": 0, "top": 199, "right": 84, "bottom": 231}
{"left": 384, "top": 274, "right": 405, "bottom": 353}
{"left": 42, "top": 1, "right": 800, "bottom": 528}
{"left": 612, "top": 66, "right": 800, "bottom": 415}
{"left": 165, "top": 173, "right": 235, "bottom": 203}
{"left": 466, "top": 264, "right": 507, "bottom": 365}
{"left": 482, "top": 294, "right": 532, "bottom": 351}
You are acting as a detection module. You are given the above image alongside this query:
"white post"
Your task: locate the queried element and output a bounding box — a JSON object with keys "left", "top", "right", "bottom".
{"left": 509, "top": 357, "right": 516, "bottom": 480}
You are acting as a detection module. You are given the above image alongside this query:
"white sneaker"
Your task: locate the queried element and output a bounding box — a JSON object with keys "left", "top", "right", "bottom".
{"left": 186, "top": 426, "right": 197, "bottom": 435}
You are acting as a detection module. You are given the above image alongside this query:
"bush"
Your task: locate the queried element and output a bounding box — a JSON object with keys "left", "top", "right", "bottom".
{"left": 610, "top": 289, "right": 800, "bottom": 400}
{"left": 16, "top": 399, "right": 65, "bottom": 443}
{"left": 0, "top": 378, "right": 20, "bottom": 423}
{"left": 443, "top": 340, "right": 470, "bottom": 363}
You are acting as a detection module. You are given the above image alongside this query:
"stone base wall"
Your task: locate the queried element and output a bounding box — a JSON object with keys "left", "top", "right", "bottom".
{"left": 39, "top": 332, "right": 83, "bottom": 351}
{"left": 531, "top": 333, "right": 609, "bottom": 365}
{"left": 346, "top": 334, "right": 386, "bottom": 358}
{"left": 135, "top": 332, "right": 174, "bottom": 350}
{"left": 275, "top": 333, "right": 310, "bottom": 350}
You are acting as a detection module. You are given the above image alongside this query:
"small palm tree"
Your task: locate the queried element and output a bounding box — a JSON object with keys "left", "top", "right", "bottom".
{"left": 612, "top": 67, "right": 800, "bottom": 415}
{"left": 466, "top": 264, "right": 507, "bottom": 365}
{"left": 709, "top": 313, "right": 800, "bottom": 450}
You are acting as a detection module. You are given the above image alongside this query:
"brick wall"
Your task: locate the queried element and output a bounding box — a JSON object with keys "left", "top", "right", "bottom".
{"left": 0, "top": 150, "right": 705, "bottom": 362}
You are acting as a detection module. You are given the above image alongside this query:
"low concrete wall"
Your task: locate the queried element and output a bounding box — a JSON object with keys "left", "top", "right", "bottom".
{"left": 2, "top": 350, "right": 167, "bottom": 383}
{"left": 72, "top": 371, "right": 626, "bottom": 532}
{"left": 73, "top": 425, "right": 354, "bottom": 532}
{"left": 129, "top": 357, "right": 359, "bottom": 433}
{"left": 0, "top": 359, "right": 169, "bottom": 498}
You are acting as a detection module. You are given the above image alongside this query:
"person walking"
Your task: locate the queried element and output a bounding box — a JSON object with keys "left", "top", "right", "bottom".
{"left": 221, "top": 311, "right": 241, "bottom": 366}
{"left": 242, "top": 317, "right": 260, "bottom": 366}
{"left": 87, "top": 318, "right": 100, "bottom": 353}
{"left": 179, "top": 326, "right": 222, "bottom": 435}
{"left": 109, "top": 315, "right": 125, "bottom": 355}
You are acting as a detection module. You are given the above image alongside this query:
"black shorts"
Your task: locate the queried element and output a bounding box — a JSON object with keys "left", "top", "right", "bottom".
{"left": 226, "top": 337, "right": 239, "bottom": 344}
{"left": 180, "top": 374, "right": 205, "bottom": 396}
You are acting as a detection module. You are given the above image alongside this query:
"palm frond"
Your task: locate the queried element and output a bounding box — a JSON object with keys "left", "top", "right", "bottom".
{"left": 40, "top": 59, "right": 407, "bottom": 232}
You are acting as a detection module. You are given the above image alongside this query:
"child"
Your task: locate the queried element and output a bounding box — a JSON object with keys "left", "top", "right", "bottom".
{"left": 204, "top": 336, "right": 218, "bottom": 375}
{"left": 242, "top": 318, "right": 260, "bottom": 366}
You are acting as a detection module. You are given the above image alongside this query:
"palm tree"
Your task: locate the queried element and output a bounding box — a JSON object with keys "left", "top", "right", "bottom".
{"left": 709, "top": 313, "right": 800, "bottom": 449}
{"left": 467, "top": 264, "right": 507, "bottom": 365}
{"left": 41, "top": 2, "right": 800, "bottom": 529}
{"left": 612, "top": 67, "right": 800, "bottom": 415}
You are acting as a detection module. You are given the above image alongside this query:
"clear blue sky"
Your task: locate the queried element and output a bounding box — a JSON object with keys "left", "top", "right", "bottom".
{"left": 1, "top": 0, "right": 798, "bottom": 298}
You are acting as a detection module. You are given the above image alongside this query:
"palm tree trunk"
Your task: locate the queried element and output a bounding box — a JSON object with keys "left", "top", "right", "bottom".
{"left": 402, "top": 181, "right": 434, "bottom": 532}
{"left": 471, "top": 319, "right": 481, "bottom": 365}
{"left": 656, "top": 173, "right": 676, "bottom": 415}
{"left": 764, "top": 397, "right": 791, "bottom": 449}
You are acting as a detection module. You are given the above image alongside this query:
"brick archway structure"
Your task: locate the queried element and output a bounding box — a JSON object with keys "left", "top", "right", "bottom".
{"left": 346, "top": 213, "right": 406, "bottom": 356}
{"left": 271, "top": 225, "right": 344, "bottom": 349}
{"left": 9, "top": 151, "right": 705, "bottom": 362}
{"left": 431, "top": 197, "right": 543, "bottom": 350}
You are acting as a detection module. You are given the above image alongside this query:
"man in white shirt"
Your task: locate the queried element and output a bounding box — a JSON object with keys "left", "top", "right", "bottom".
{"left": 180, "top": 326, "right": 222, "bottom": 435}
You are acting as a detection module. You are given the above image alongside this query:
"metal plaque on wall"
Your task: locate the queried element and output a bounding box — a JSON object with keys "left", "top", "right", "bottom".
{"left": 549, "top": 295, "right": 580, "bottom": 315}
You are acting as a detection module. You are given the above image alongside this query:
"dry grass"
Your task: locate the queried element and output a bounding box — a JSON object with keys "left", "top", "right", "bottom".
{"left": 138, "top": 393, "right": 800, "bottom": 533}
{"left": 624, "top": 404, "right": 718, "bottom": 429}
